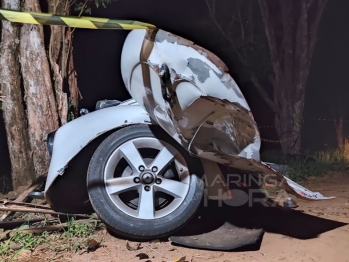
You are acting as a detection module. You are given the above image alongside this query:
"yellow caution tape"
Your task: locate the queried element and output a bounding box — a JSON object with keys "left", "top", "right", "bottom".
{"left": 0, "top": 8, "right": 156, "bottom": 30}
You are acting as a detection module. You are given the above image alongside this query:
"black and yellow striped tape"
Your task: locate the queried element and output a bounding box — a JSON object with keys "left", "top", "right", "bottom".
{"left": 0, "top": 8, "right": 156, "bottom": 30}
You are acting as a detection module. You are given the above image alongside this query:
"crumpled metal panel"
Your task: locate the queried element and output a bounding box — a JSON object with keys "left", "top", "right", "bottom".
{"left": 120, "top": 29, "right": 333, "bottom": 200}
{"left": 121, "top": 29, "right": 260, "bottom": 161}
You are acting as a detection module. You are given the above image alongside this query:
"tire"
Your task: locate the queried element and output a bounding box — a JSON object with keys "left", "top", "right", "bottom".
{"left": 87, "top": 124, "right": 204, "bottom": 240}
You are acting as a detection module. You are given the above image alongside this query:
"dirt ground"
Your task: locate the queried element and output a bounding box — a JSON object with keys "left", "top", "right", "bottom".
{"left": 5, "top": 172, "right": 349, "bottom": 262}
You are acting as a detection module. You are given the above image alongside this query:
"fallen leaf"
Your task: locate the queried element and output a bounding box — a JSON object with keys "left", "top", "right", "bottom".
{"left": 168, "top": 248, "right": 176, "bottom": 251}
{"left": 136, "top": 253, "right": 150, "bottom": 260}
{"left": 127, "top": 241, "right": 142, "bottom": 251}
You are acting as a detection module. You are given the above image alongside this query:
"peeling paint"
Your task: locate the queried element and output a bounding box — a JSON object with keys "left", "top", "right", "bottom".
{"left": 219, "top": 73, "right": 244, "bottom": 98}
{"left": 121, "top": 29, "right": 258, "bottom": 165}
{"left": 187, "top": 58, "right": 212, "bottom": 83}
{"left": 155, "top": 29, "right": 192, "bottom": 46}
{"left": 154, "top": 29, "right": 229, "bottom": 72}
{"left": 119, "top": 29, "right": 335, "bottom": 200}
{"left": 46, "top": 29, "right": 333, "bottom": 201}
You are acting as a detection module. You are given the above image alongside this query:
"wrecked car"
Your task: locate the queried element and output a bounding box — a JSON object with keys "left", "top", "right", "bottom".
{"left": 42, "top": 29, "right": 333, "bottom": 240}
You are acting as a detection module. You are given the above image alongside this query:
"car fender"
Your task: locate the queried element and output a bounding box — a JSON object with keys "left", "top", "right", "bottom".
{"left": 44, "top": 104, "right": 153, "bottom": 193}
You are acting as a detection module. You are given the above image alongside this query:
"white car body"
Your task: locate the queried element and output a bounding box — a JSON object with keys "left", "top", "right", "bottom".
{"left": 44, "top": 29, "right": 333, "bottom": 201}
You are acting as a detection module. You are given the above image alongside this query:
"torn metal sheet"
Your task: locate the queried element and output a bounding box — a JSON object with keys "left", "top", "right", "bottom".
{"left": 263, "top": 162, "right": 335, "bottom": 200}
{"left": 263, "top": 162, "right": 288, "bottom": 173}
{"left": 121, "top": 29, "right": 259, "bottom": 160}
{"left": 120, "top": 29, "right": 334, "bottom": 200}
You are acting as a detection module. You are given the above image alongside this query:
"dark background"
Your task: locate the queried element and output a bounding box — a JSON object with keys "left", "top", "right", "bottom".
{"left": 1, "top": 0, "right": 349, "bottom": 180}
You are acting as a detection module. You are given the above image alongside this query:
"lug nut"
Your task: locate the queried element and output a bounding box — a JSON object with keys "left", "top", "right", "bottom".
{"left": 134, "top": 177, "right": 140, "bottom": 183}
{"left": 144, "top": 186, "right": 151, "bottom": 192}
{"left": 155, "top": 178, "right": 162, "bottom": 185}
{"left": 139, "top": 165, "right": 145, "bottom": 172}
{"left": 152, "top": 166, "right": 158, "bottom": 172}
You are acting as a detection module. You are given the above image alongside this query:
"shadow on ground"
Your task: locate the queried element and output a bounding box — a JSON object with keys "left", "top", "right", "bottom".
{"left": 171, "top": 198, "right": 347, "bottom": 251}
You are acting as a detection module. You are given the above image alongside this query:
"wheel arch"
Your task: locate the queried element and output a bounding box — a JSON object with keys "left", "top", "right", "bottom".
{"left": 45, "top": 128, "right": 121, "bottom": 212}
{"left": 44, "top": 104, "right": 154, "bottom": 212}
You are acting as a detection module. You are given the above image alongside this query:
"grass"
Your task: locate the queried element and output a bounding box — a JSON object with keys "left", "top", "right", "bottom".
{"left": 0, "top": 225, "right": 47, "bottom": 261}
{"left": 63, "top": 217, "right": 97, "bottom": 238}
{"left": 60, "top": 217, "right": 99, "bottom": 252}
{"left": 0, "top": 217, "right": 101, "bottom": 261}
{"left": 261, "top": 148, "right": 349, "bottom": 182}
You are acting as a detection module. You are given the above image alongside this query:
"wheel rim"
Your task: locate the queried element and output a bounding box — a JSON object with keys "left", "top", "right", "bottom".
{"left": 103, "top": 137, "right": 190, "bottom": 219}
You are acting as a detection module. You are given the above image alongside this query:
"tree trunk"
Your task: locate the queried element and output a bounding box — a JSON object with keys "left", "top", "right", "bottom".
{"left": 20, "top": 0, "right": 59, "bottom": 177}
{"left": 207, "top": 0, "right": 327, "bottom": 155}
{"left": 0, "top": 0, "right": 35, "bottom": 189}
{"left": 67, "top": 32, "right": 81, "bottom": 113}
{"left": 1, "top": 0, "right": 81, "bottom": 189}
{"left": 275, "top": 101, "right": 303, "bottom": 154}
{"left": 48, "top": 0, "right": 80, "bottom": 123}
{"left": 48, "top": 0, "right": 68, "bottom": 125}
{"left": 334, "top": 116, "right": 344, "bottom": 150}
{"left": 257, "top": 0, "right": 327, "bottom": 155}
{"left": 273, "top": 78, "right": 304, "bottom": 154}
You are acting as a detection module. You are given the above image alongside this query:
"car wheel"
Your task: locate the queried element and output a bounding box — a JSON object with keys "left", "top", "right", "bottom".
{"left": 87, "top": 124, "right": 204, "bottom": 240}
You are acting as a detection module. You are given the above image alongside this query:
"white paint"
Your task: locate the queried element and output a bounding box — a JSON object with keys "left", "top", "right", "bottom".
{"left": 120, "top": 29, "right": 250, "bottom": 112}
{"left": 120, "top": 29, "right": 260, "bottom": 162}
{"left": 176, "top": 82, "right": 202, "bottom": 110}
{"left": 284, "top": 176, "right": 335, "bottom": 200}
{"left": 151, "top": 39, "right": 222, "bottom": 75}
{"left": 120, "top": 29, "right": 146, "bottom": 91}
{"left": 44, "top": 29, "right": 333, "bottom": 201}
{"left": 44, "top": 103, "right": 154, "bottom": 192}
{"left": 148, "top": 38, "right": 250, "bottom": 109}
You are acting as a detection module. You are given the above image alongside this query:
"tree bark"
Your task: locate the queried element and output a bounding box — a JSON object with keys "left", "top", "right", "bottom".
{"left": 20, "top": 0, "right": 59, "bottom": 177}
{"left": 0, "top": 0, "right": 35, "bottom": 189}
{"left": 48, "top": 0, "right": 81, "bottom": 123}
{"left": 334, "top": 116, "right": 344, "bottom": 150}
{"left": 1, "top": 0, "right": 81, "bottom": 189}
{"left": 274, "top": 88, "right": 303, "bottom": 154}
{"left": 67, "top": 32, "right": 81, "bottom": 112}
{"left": 48, "top": 0, "right": 68, "bottom": 125}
